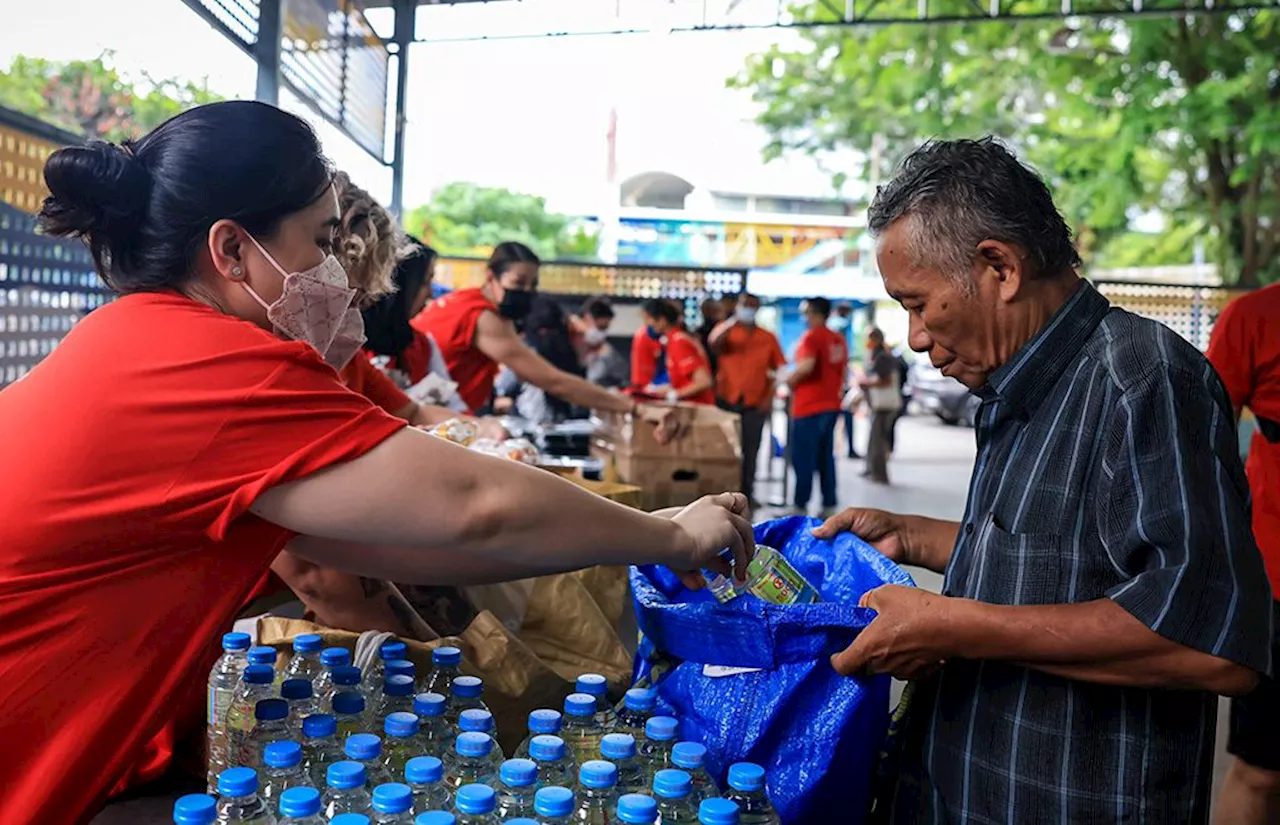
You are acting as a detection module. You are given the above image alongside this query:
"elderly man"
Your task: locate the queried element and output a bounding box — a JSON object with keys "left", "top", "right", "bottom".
{"left": 818, "top": 137, "right": 1271, "bottom": 822}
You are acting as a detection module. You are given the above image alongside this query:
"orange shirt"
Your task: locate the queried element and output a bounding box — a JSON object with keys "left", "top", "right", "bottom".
{"left": 792, "top": 325, "right": 849, "bottom": 418}
{"left": 0, "top": 293, "right": 405, "bottom": 825}
{"left": 716, "top": 323, "right": 786, "bottom": 410}
{"left": 631, "top": 327, "right": 664, "bottom": 390}
{"left": 412, "top": 288, "right": 500, "bottom": 414}
{"left": 340, "top": 352, "right": 412, "bottom": 416}
{"left": 667, "top": 329, "right": 716, "bottom": 405}
{"left": 1207, "top": 283, "right": 1280, "bottom": 595}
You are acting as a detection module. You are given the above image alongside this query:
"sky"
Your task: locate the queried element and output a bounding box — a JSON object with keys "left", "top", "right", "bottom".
{"left": 0, "top": 0, "right": 856, "bottom": 214}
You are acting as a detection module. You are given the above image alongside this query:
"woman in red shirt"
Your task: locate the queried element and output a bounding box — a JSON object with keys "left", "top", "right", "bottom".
{"left": 363, "top": 239, "right": 440, "bottom": 387}
{"left": 0, "top": 101, "right": 752, "bottom": 825}
{"left": 639, "top": 298, "right": 716, "bottom": 405}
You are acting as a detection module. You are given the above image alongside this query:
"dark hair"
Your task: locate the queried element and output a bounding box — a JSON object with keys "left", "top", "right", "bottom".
{"left": 641, "top": 298, "right": 681, "bottom": 326}
{"left": 38, "top": 101, "right": 334, "bottom": 293}
{"left": 804, "top": 296, "right": 832, "bottom": 319}
{"left": 867, "top": 137, "right": 1080, "bottom": 285}
{"left": 487, "top": 241, "right": 540, "bottom": 277}
{"left": 362, "top": 238, "right": 437, "bottom": 358}
{"left": 581, "top": 296, "right": 614, "bottom": 321}
{"left": 867, "top": 327, "right": 886, "bottom": 344}
{"left": 524, "top": 294, "right": 583, "bottom": 418}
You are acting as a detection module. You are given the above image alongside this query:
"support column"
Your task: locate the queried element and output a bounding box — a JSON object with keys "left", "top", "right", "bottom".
{"left": 389, "top": 0, "right": 415, "bottom": 216}
{"left": 255, "top": 0, "right": 283, "bottom": 105}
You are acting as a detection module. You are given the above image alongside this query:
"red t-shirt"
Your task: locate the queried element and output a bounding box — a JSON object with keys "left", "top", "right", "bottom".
{"left": 792, "top": 326, "right": 849, "bottom": 419}
{"left": 412, "top": 288, "right": 500, "bottom": 414}
{"left": 1207, "top": 284, "right": 1280, "bottom": 595}
{"left": 631, "top": 327, "right": 664, "bottom": 391}
{"left": 667, "top": 329, "right": 716, "bottom": 405}
{"left": 340, "top": 352, "right": 412, "bottom": 416}
{"left": 0, "top": 292, "right": 405, "bottom": 825}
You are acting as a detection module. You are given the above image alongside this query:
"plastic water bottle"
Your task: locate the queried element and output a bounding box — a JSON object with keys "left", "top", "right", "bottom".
{"left": 261, "top": 740, "right": 305, "bottom": 814}
{"left": 386, "top": 659, "right": 417, "bottom": 682}
{"left": 366, "top": 640, "right": 408, "bottom": 700}
{"left": 383, "top": 712, "right": 423, "bottom": 778}
{"left": 513, "top": 710, "right": 562, "bottom": 760}
{"left": 248, "top": 646, "right": 279, "bottom": 669}
{"left": 653, "top": 770, "right": 698, "bottom": 823}
{"left": 372, "top": 783, "right": 416, "bottom": 824}
{"left": 574, "top": 675, "right": 617, "bottom": 731}
{"left": 174, "top": 793, "right": 218, "bottom": 825}
{"left": 208, "top": 632, "right": 252, "bottom": 791}
{"left": 414, "top": 813, "right": 457, "bottom": 825}
{"left": 697, "top": 799, "right": 740, "bottom": 825}
{"left": 226, "top": 665, "right": 277, "bottom": 771}
{"left": 613, "top": 689, "right": 655, "bottom": 743}
{"left": 334, "top": 688, "right": 370, "bottom": 741}
{"left": 722, "top": 764, "right": 779, "bottom": 825}
{"left": 215, "top": 767, "right": 273, "bottom": 824}
{"left": 528, "top": 735, "right": 576, "bottom": 791}
{"left": 284, "top": 634, "right": 325, "bottom": 685}
{"left": 494, "top": 758, "right": 538, "bottom": 820}
{"left": 453, "top": 783, "right": 499, "bottom": 824}
{"left": 671, "top": 744, "right": 716, "bottom": 804}
{"left": 422, "top": 647, "right": 463, "bottom": 697}
{"left": 560, "top": 694, "right": 603, "bottom": 767}
{"left": 573, "top": 760, "right": 618, "bottom": 824}
{"left": 375, "top": 675, "right": 418, "bottom": 724}
{"left": 347, "top": 733, "right": 396, "bottom": 788}
{"left": 446, "top": 677, "right": 488, "bottom": 723}
{"left": 324, "top": 761, "right": 374, "bottom": 819}
{"left": 532, "top": 787, "right": 575, "bottom": 824}
{"left": 332, "top": 815, "right": 372, "bottom": 825}
{"left": 315, "top": 648, "right": 353, "bottom": 705}
{"left": 741, "top": 546, "right": 821, "bottom": 605}
{"left": 281, "top": 679, "right": 320, "bottom": 735}
{"left": 278, "top": 787, "right": 326, "bottom": 825}
{"left": 637, "top": 718, "right": 678, "bottom": 779}
{"left": 446, "top": 732, "right": 499, "bottom": 792}
{"left": 330, "top": 665, "right": 366, "bottom": 708}
{"left": 615, "top": 794, "right": 659, "bottom": 825}
{"left": 414, "top": 693, "right": 452, "bottom": 758}
{"left": 600, "top": 734, "right": 646, "bottom": 796}
{"left": 241, "top": 699, "right": 291, "bottom": 769}
{"left": 458, "top": 710, "right": 504, "bottom": 771}
{"left": 503, "top": 820, "right": 537, "bottom": 825}
{"left": 301, "top": 713, "right": 343, "bottom": 788}
{"left": 406, "top": 756, "right": 451, "bottom": 815}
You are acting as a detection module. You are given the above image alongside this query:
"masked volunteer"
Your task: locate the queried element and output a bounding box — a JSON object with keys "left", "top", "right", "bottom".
{"left": 639, "top": 298, "right": 716, "bottom": 405}
{"left": 0, "top": 101, "right": 753, "bottom": 825}
{"left": 363, "top": 238, "right": 441, "bottom": 385}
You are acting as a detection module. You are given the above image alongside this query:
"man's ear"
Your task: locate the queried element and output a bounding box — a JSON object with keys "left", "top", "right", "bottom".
{"left": 975, "top": 239, "right": 1027, "bottom": 303}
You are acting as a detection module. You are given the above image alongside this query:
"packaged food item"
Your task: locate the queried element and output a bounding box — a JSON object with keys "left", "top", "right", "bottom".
{"left": 500, "top": 437, "right": 539, "bottom": 465}
{"left": 468, "top": 438, "right": 507, "bottom": 457}
{"left": 425, "top": 418, "right": 480, "bottom": 446}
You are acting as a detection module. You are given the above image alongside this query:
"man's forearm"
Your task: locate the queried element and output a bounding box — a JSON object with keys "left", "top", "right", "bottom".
{"left": 904, "top": 515, "right": 961, "bottom": 573}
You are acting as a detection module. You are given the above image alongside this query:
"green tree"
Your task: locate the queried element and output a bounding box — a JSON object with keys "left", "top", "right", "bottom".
{"left": 0, "top": 53, "right": 221, "bottom": 143}
{"left": 731, "top": 4, "right": 1280, "bottom": 286}
{"left": 404, "top": 182, "right": 599, "bottom": 260}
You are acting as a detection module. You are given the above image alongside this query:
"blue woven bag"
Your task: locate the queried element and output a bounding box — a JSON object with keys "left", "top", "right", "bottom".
{"left": 630, "top": 516, "right": 913, "bottom": 824}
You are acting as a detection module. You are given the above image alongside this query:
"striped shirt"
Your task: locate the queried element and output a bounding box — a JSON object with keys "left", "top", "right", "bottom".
{"left": 890, "top": 281, "right": 1273, "bottom": 824}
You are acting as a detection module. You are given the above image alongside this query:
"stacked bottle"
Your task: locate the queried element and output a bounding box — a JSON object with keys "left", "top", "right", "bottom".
{"left": 653, "top": 769, "right": 699, "bottom": 823}
{"left": 559, "top": 694, "right": 603, "bottom": 768}
{"left": 527, "top": 735, "right": 575, "bottom": 790}
{"left": 532, "top": 786, "right": 575, "bottom": 825}
{"left": 422, "top": 646, "right": 463, "bottom": 697}
{"left": 371, "top": 782, "right": 416, "bottom": 824}
{"left": 206, "top": 632, "right": 251, "bottom": 792}
{"left": 261, "top": 740, "right": 305, "bottom": 814}
{"left": 613, "top": 688, "right": 655, "bottom": 743}
{"left": 301, "top": 713, "right": 343, "bottom": 788}
{"left": 453, "top": 783, "right": 498, "bottom": 824}
{"left": 574, "top": 760, "right": 618, "bottom": 824}
{"left": 574, "top": 674, "right": 616, "bottom": 731}
{"left": 383, "top": 712, "right": 423, "bottom": 778}
{"left": 615, "top": 794, "right": 659, "bottom": 825}
{"left": 324, "top": 761, "right": 373, "bottom": 819}
{"left": 446, "top": 676, "right": 487, "bottom": 723}
{"left": 278, "top": 786, "right": 326, "bottom": 824}
{"left": 637, "top": 717, "right": 679, "bottom": 779}
{"left": 284, "top": 634, "right": 325, "bottom": 684}
{"left": 315, "top": 647, "right": 354, "bottom": 705}
{"left": 174, "top": 793, "right": 217, "bottom": 825}
{"left": 513, "top": 709, "right": 562, "bottom": 760}
{"left": 412, "top": 692, "right": 452, "bottom": 758}
{"left": 406, "top": 755, "right": 451, "bottom": 814}
{"left": 445, "top": 732, "right": 499, "bottom": 792}
{"left": 601, "top": 733, "right": 646, "bottom": 796}
{"left": 224, "top": 664, "right": 276, "bottom": 774}
{"left": 494, "top": 758, "right": 538, "bottom": 820}
{"left": 216, "top": 767, "right": 273, "bottom": 824}
{"left": 722, "top": 763, "right": 780, "bottom": 825}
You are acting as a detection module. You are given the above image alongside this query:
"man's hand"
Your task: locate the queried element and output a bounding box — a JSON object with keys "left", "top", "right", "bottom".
{"left": 832, "top": 585, "right": 958, "bottom": 679}
{"left": 669, "top": 493, "right": 755, "bottom": 589}
{"left": 639, "top": 404, "right": 688, "bottom": 444}
{"left": 814, "top": 507, "right": 912, "bottom": 565}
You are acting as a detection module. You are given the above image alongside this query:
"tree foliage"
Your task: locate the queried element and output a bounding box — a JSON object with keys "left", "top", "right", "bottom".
{"left": 403, "top": 182, "right": 599, "bottom": 260}
{"left": 731, "top": 4, "right": 1280, "bottom": 286}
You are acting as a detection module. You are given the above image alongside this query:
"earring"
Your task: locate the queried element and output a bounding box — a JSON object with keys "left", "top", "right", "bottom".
{"left": 231, "top": 265, "right": 243, "bottom": 277}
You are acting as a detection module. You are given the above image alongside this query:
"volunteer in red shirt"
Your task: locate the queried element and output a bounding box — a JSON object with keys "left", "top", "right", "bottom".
{"left": 363, "top": 240, "right": 442, "bottom": 387}
{"left": 631, "top": 322, "right": 665, "bottom": 391}
{"left": 639, "top": 298, "right": 716, "bottom": 405}
{"left": 1208, "top": 282, "right": 1280, "bottom": 825}
{"left": 412, "top": 242, "right": 645, "bottom": 419}
{"left": 785, "top": 296, "right": 849, "bottom": 515}
{"left": 0, "top": 100, "right": 754, "bottom": 825}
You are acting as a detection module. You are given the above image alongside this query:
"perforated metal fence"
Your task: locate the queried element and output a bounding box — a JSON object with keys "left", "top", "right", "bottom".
{"left": 1093, "top": 280, "right": 1247, "bottom": 353}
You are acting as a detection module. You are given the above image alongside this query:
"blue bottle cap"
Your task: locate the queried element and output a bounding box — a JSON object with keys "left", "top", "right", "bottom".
{"left": 645, "top": 715, "right": 679, "bottom": 742}
{"left": 263, "top": 739, "right": 302, "bottom": 768}
{"left": 528, "top": 708, "right": 562, "bottom": 734}
{"left": 221, "top": 632, "right": 251, "bottom": 652}
{"left": 617, "top": 794, "right": 659, "bottom": 824}
{"left": 564, "top": 693, "right": 596, "bottom": 718}
{"left": 386, "top": 658, "right": 416, "bottom": 678}
{"left": 242, "top": 664, "right": 274, "bottom": 685}
{"left": 727, "top": 762, "right": 766, "bottom": 792}
{"left": 385, "top": 711, "right": 420, "bottom": 738}
{"left": 327, "top": 760, "right": 367, "bottom": 790}
{"left": 332, "top": 665, "right": 362, "bottom": 687}
{"left": 503, "top": 820, "right": 538, "bottom": 825}
{"left": 451, "top": 675, "right": 483, "bottom": 698}
{"left": 533, "top": 786, "right": 575, "bottom": 818}
{"left": 580, "top": 759, "right": 618, "bottom": 790}
{"left": 454, "top": 783, "right": 496, "bottom": 815}
{"left": 672, "top": 742, "right": 707, "bottom": 770}
{"left": 529, "top": 734, "right": 566, "bottom": 762}
{"left": 384, "top": 674, "right": 415, "bottom": 697}
{"left": 247, "top": 646, "right": 277, "bottom": 665}
{"left": 321, "top": 647, "right": 352, "bottom": 668}
{"left": 499, "top": 757, "right": 538, "bottom": 788}
{"left": 405, "top": 755, "right": 444, "bottom": 784}
{"left": 414, "top": 692, "right": 447, "bottom": 717}
{"left": 654, "top": 769, "right": 693, "bottom": 799}
{"left": 332, "top": 691, "right": 365, "bottom": 715}
{"left": 698, "top": 798, "right": 741, "bottom": 825}
{"left": 254, "top": 698, "right": 288, "bottom": 722}
{"left": 280, "top": 678, "right": 312, "bottom": 700}
{"left": 380, "top": 639, "right": 408, "bottom": 661}
{"left": 459, "top": 708, "right": 495, "bottom": 733}
{"left": 345, "top": 732, "right": 383, "bottom": 761}
{"left": 216, "top": 767, "right": 258, "bottom": 797}
{"left": 601, "top": 733, "right": 637, "bottom": 760}
{"left": 331, "top": 815, "right": 371, "bottom": 825}
{"left": 432, "top": 646, "right": 462, "bottom": 666}
{"left": 575, "top": 673, "right": 607, "bottom": 697}
{"left": 292, "top": 633, "right": 323, "bottom": 654}
{"left": 455, "top": 731, "right": 493, "bottom": 758}
{"left": 278, "top": 786, "right": 322, "bottom": 818}
{"left": 415, "top": 814, "right": 456, "bottom": 825}
{"left": 372, "top": 782, "right": 413, "bottom": 814}
{"left": 302, "top": 713, "right": 336, "bottom": 738}
{"left": 624, "top": 687, "right": 656, "bottom": 712}
{"left": 172, "top": 793, "right": 216, "bottom": 825}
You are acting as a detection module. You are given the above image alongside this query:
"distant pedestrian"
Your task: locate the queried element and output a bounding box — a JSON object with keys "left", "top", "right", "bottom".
{"left": 785, "top": 297, "right": 849, "bottom": 515}
{"left": 830, "top": 303, "right": 861, "bottom": 458}
{"left": 860, "top": 328, "right": 902, "bottom": 484}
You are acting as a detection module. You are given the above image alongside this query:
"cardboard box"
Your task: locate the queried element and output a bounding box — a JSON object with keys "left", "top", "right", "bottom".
{"left": 592, "top": 403, "right": 743, "bottom": 461}
{"left": 592, "top": 449, "right": 742, "bottom": 511}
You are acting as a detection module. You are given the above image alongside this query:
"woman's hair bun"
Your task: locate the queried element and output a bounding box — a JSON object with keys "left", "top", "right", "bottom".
{"left": 39, "top": 139, "right": 151, "bottom": 239}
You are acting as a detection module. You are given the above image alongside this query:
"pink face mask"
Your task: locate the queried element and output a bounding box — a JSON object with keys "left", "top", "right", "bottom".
{"left": 241, "top": 235, "right": 366, "bottom": 371}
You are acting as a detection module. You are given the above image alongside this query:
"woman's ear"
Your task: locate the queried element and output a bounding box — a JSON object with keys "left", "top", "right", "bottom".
{"left": 208, "top": 219, "right": 247, "bottom": 283}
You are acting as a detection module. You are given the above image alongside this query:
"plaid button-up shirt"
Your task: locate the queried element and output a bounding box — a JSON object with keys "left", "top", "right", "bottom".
{"left": 891, "top": 281, "right": 1272, "bottom": 824}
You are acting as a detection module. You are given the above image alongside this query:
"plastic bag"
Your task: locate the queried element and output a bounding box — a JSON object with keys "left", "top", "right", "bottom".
{"left": 630, "top": 516, "right": 913, "bottom": 824}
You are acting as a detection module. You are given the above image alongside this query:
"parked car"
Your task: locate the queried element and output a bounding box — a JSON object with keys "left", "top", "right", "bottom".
{"left": 908, "top": 363, "right": 981, "bottom": 427}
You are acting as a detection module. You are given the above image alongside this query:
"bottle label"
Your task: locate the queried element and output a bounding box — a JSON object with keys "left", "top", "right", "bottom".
{"left": 748, "top": 558, "right": 810, "bottom": 605}
{"left": 208, "top": 686, "right": 231, "bottom": 727}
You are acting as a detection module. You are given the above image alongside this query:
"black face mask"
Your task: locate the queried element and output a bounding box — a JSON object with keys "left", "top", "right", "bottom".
{"left": 497, "top": 287, "right": 535, "bottom": 321}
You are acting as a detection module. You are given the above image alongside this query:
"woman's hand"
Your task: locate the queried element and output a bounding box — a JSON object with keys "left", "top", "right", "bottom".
{"left": 668, "top": 493, "right": 755, "bottom": 589}
{"left": 475, "top": 416, "right": 509, "bottom": 442}
{"left": 635, "top": 402, "right": 688, "bottom": 444}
